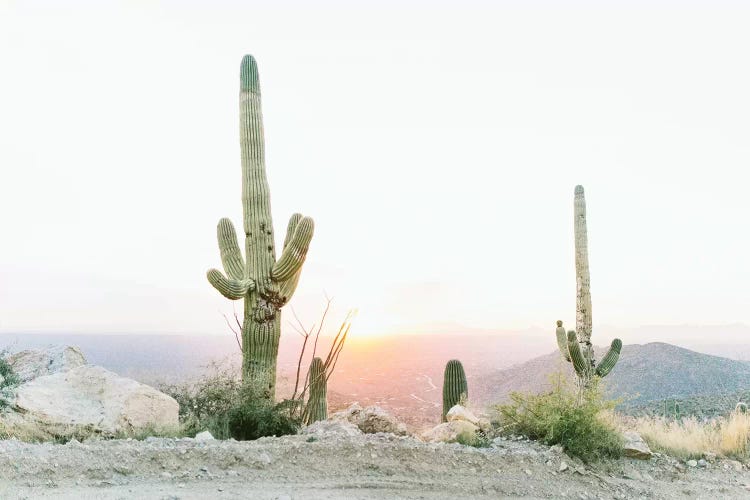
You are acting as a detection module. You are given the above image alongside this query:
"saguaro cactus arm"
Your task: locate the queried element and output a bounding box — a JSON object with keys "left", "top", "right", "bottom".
{"left": 595, "top": 338, "right": 622, "bottom": 377}
{"left": 207, "top": 269, "right": 255, "bottom": 300}
{"left": 217, "top": 218, "right": 245, "bottom": 279}
{"left": 555, "top": 320, "right": 571, "bottom": 362}
{"left": 272, "top": 216, "right": 315, "bottom": 282}
{"left": 566, "top": 330, "right": 590, "bottom": 377}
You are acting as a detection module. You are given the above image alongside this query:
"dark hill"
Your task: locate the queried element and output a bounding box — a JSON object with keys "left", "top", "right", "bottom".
{"left": 474, "top": 342, "right": 750, "bottom": 411}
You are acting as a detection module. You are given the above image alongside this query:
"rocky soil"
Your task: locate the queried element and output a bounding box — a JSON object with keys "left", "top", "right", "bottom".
{"left": 1, "top": 431, "right": 749, "bottom": 499}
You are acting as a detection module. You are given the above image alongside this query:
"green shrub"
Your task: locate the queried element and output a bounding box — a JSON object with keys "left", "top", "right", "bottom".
{"left": 161, "top": 364, "right": 300, "bottom": 440}
{"left": 227, "top": 389, "right": 300, "bottom": 440}
{"left": 0, "top": 351, "right": 20, "bottom": 388}
{"left": 456, "top": 429, "right": 491, "bottom": 448}
{"left": 494, "top": 376, "right": 623, "bottom": 462}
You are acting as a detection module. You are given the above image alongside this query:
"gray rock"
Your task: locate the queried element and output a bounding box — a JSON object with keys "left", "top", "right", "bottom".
{"left": 302, "top": 419, "right": 362, "bottom": 438}
{"left": 559, "top": 461, "right": 569, "bottom": 472}
{"left": 446, "top": 405, "right": 480, "bottom": 426}
{"left": 330, "top": 404, "right": 407, "bottom": 435}
{"left": 195, "top": 431, "right": 215, "bottom": 442}
{"left": 7, "top": 345, "right": 86, "bottom": 383}
{"left": 728, "top": 460, "right": 743, "bottom": 472}
{"left": 420, "top": 421, "right": 479, "bottom": 443}
{"left": 622, "top": 431, "right": 652, "bottom": 460}
{"left": 697, "top": 459, "right": 707, "bottom": 468}
{"left": 687, "top": 460, "right": 698, "bottom": 467}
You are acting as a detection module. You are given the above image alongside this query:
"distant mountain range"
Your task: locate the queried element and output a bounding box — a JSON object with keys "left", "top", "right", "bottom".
{"left": 2, "top": 331, "right": 750, "bottom": 426}
{"left": 474, "top": 342, "right": 750, "bottom": 414}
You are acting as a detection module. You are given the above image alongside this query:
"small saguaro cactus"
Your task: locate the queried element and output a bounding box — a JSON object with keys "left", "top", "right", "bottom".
{"left": 207, "top": 55, "right": 314, "bottom": 401}
{"left": 556, "top": 186, "right": 622, "bottom": 391}
{"left": 442, "top": 359, "right": 468, "bottom": 422}
{"left": 304, "top": 357, "right": 327, "bottom": 425}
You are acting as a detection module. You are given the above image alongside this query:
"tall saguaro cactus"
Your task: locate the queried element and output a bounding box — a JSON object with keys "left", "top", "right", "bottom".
{"left": 442, "top": 359, "right": 468, "bottom": 422}
{"left": 207, "top": 55, "right": 314, "bottom": 401}
{"left": 556, "top": 185, "right": 621, "bottom": 391}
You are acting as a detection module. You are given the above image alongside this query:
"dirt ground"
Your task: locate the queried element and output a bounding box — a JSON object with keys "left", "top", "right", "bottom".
{"left": 0, "top": 432, "right": 749, "bottom": 499}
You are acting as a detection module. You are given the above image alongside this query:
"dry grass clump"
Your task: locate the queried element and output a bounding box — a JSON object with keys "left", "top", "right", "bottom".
{"left": 626, "top": 409, "right": 750, "bottom": 460}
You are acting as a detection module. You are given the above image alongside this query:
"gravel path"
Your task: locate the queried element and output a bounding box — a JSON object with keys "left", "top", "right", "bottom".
{"left": 0, "top": 433, "right": 749, "bottom": 499}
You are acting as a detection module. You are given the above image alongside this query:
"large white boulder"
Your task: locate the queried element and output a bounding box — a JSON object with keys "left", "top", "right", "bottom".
{"left": 7, "top": 345, "right": 87, "bottom": 383}
{"left": 14, "top": 365, "right": 179, "bottom": 434}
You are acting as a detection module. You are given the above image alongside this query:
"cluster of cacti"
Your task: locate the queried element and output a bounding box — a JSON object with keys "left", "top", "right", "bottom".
{"left": 207, "top": 55, "right": 314, "bottom": 401}
{"left": 304, "top": 357, "right": 328, "bottom": 424}
{"left": 442, "top": 359, "right": 468, "bottom": 421}
{"left": 556, "top": 186, "right": 622, "bottom": 390}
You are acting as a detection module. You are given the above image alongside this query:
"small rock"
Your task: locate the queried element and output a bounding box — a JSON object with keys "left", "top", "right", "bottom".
{"left": 559, "top": 461, "right": 569, "bottom": 472}
{"left": 623, "top": 469, "right": 643, "bottom": 481}
{"left": 549, "top": 444, "right": 563, "bottom": 454}
{"left": 524, "top": 469, "right": 532, "bottom": 476}
{"left": 687, "top": 460, "right": 698, "bottom": 468}
{"left": 491, "top": 437, "right": 505, "bottom": 447}
{"left": 160, "top": 472, "right": 172, "bottom": 479}
{"left": 622, "top": 431, "right": 652, "bottom": 460}
{"left": 420, "top": 421, "right": 479, "bottom": 443}
{"left": 195, "top": 431, "right": 215, "bottom": 442}
{"left": 302, "top": 420, "right": 362, "bottom": 438}
{"left": 728, "top": 460, "right": 743, "bottom": 472}
{"left": 697, "top": 459, "right": 707, "bottom": 468}
{"left": 330, "top": 403, "right": 408, "bottom": 435}
{"left": 446, "top": 405, "right": 480, "bottom": 426}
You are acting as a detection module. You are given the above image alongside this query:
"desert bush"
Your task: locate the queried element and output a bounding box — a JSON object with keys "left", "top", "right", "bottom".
{"left": 161, "top": 364, "right": 300, "bottom": 440}
{"left": 0, "top": 351, "right": 20, "bottom": 388}
{"left": 494, "top": 376, "right": 623, "bottom": 462}
{"left": 456, "top": 429, "right": 491, "bottom": 448}
{"left": 227, "top": 387, "right": 300, "bottom": 440}
{"left": 632, "top": 409, "right": 750, "bottom": 460}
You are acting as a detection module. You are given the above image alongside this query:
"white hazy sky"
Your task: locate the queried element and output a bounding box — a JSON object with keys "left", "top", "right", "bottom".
{"left": 0, "top": 1, "right": 748, "bottom": 337}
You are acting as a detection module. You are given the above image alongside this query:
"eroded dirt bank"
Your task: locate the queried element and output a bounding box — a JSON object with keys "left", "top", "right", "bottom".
{"left": 0, "top": 433, "right": 749, "bottom": 499}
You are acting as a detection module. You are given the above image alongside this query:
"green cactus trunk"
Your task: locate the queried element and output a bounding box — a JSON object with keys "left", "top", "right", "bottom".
{"left": 442, "top": 359, "right": 468, "bottom": 422}
{"left": 207, "top": 55, "right": 314, "bottom": 402}
{"left": 556, "top": 186, "right": 621, "bottom": 395}
{"left": 305, "top": 357, "right": 328, "bottom": 425}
